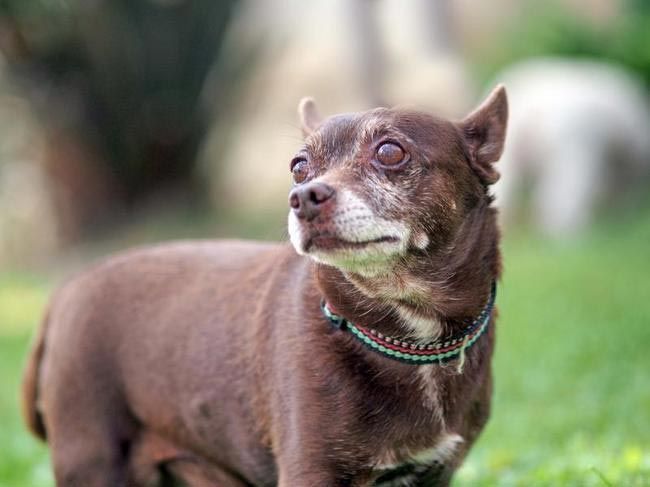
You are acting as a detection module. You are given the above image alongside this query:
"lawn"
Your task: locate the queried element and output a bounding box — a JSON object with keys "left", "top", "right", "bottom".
{"left": 457, "top": 208, "right": 650, "bottom": 486}
{"left": 0, "top": 274, "right": 52, "bottom": 487}
{"left": 1, "top": 208, "right": 649, "bottom": 486}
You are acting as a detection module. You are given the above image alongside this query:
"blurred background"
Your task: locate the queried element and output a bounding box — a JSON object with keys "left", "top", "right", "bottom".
{"left": 0, "top": 0, "right": 649, "bottom": 485}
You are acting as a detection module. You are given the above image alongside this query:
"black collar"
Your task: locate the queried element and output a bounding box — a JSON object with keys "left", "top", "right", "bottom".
{"left": 321, "top": 282, "right": 496, "bottom": 365}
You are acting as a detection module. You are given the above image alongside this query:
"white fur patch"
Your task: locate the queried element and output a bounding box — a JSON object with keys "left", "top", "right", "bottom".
{"left": 287, "top": 210, "right": 304, "bottom": 252}
{"left": 411, "top": 433, "right": 465, "bottom": 465}
{"left": 416, "top": 366, "right": 445, "bottom": 422}
{"left": 396, "top": 306, "right": 442, "bottom": 342}
{"left": 374, "top": 433, "right": 464, "bottom": 470}
{"left": 412, "top": 231, "right": 430, "bottom": 250}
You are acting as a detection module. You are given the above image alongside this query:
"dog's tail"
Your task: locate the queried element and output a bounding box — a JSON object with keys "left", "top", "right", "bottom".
{"left": 21, "top": 305, "right": 50, "bottom": 441}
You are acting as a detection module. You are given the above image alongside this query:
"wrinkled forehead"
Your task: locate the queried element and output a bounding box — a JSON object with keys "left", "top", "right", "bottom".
{"left": 302, "top": 111, "right": 375, "bottom": 160}
{"left": 303, "top": 108, "right": 457, "bottom": 161}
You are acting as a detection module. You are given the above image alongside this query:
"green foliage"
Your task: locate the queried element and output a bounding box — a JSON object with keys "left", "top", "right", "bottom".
{"left": 1, "top": 209, "right": 650, "bottom": 485}
{"left": 476, "top": 0, "right": 650, "bottom": 88}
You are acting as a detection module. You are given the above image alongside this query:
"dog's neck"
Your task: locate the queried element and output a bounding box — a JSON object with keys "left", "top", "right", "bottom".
{"left": 315, "top": 201, "right": 500, "bottom": 341}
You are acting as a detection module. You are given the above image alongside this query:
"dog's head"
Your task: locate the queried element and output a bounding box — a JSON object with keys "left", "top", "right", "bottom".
{"left": 287, "top": 86, "right": 507, "bottom": 276}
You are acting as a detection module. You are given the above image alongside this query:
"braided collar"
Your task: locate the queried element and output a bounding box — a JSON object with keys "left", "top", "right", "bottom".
{"left": 321, "top": 282, "right": 496, "bottom": 365}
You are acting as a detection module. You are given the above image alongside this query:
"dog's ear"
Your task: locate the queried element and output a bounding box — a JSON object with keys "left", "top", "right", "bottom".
{"left": 298, "top": 97, "right": 322, "bottom": 137}
{"left": 459, "top": 85, "right": 508, "bottom": 185}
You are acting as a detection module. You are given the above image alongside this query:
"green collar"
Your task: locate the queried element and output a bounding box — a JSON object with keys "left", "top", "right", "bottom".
{"left": 321, "top": 282, "right": 496, "bottom": 365}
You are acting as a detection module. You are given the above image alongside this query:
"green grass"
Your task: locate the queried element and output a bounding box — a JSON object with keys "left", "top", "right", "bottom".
{"left": 0, "top": 274, "right": 52, "bottom": 487}
{"left": 1, "top": 210, "right": 649, "bottom": 486}
{"left": 457, "top": 210, "right": 650, "bottom": 486}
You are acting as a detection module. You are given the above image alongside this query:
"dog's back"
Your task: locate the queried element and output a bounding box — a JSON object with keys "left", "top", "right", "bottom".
{"left": 23, "top": 240, "right": 298, "bottom": 485}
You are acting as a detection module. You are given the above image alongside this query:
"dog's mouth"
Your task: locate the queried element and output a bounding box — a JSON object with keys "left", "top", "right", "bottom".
{"left": 305, "top": 234, "right": 401, "bottom": 253}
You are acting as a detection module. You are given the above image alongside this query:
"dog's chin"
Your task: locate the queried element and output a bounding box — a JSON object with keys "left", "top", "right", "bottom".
{"left": 290, "top": 232, "right": 405, "bottom": 276}
{"left": 305, "top": 235, "right": 401, "bottom": 252}
{"left": 287, "top": 209, "right": 412, "bottom": 275}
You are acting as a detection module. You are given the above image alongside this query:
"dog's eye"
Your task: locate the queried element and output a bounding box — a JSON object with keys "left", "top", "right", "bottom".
{"left": 291, "top": 157, "right": 309, "bottom": 184}
{"left": 375, "top": 142, "right": 407, "bottom": 167}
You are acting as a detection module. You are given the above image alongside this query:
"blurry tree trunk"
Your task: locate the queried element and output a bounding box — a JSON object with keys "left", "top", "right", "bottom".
{"left": 348, "top": 0, "right": 386, "bottom": 107}
{"left": 0, "top": 0, "right": 238, "bottom": 240}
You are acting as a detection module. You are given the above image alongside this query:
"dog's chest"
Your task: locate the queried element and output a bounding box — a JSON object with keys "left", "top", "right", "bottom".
{"left": 371, "top": 433, "right": 464, "bottom": 486}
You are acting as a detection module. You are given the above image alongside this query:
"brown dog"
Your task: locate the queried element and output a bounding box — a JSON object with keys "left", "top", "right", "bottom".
{"left": 22, "top": 86, "right": 507, "bottom": 486}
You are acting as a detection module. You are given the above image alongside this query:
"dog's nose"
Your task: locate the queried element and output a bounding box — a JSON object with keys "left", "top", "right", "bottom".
{"left": 289, "top": 182, "right": 335, "bottom": 221}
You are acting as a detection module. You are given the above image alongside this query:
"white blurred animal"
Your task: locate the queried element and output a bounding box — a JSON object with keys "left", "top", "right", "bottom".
{"left": 492, "top": 58, "right": 650, "bottom": 237}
